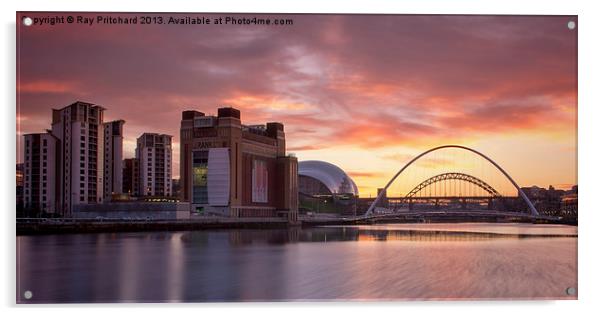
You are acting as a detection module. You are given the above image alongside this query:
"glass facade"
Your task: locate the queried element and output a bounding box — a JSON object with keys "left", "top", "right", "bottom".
{"left": 192, "top": 150, "right": 208, "bottom": 204}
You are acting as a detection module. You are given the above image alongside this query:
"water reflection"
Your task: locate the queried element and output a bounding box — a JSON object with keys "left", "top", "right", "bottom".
{"left": 17, "top": 224, "right": 577, "bottom": 303}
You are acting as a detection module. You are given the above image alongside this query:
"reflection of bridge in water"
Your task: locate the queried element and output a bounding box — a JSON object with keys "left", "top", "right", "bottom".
{"left": 359, "top": 145, "right": 550, "bottom": 221}
{"left": 216, "top": 225, "right": 575, "bottom": 247}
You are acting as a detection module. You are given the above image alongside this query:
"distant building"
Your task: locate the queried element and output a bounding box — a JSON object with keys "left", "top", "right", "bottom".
{"left": 179, "top": 107, "right": 298, "bottom": 220}
{"left": 136, "top": 133, "right": 172, "bottom": 197}
{"left": 376, "top": 188, "right": 388, "bottom": 208}
{"left": 520, "top": 185, "right": 576, "bottom": 217}
{"left": 298, "top": 160, "right": 358, "bottom": 215}
{"left": 298, "top": 161, "right": 358, "bottom": 196}
{"left": 102, "top": 120, "right": 125, "bottom": 200}
{"left": 122, "top": 158, "right": 139, "bottom": 196}
{"left": 171, "top": 178, "right": 181, "bottom": 199}
{"left": 22, "top": 132, "right": 59, "bottom": 214}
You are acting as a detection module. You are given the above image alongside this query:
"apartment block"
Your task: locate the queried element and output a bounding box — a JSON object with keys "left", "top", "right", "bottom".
{"left": 22, "top": 133, "right": 59, "bottom": 214}
{"left": 123, "top": 158, "right": 139, "bottom": 196}
{"left": 102, "top": 120, "right": 125, "bottom": 200}
{"left": 135, "top": 133, "right": 172, "bottom": 197}
{"left": 50, "top": 101, "right": 105, "bottom": 216}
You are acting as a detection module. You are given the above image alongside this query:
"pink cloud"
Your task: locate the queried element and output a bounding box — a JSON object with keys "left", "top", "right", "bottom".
{"left": 16, "top": 13, "right": 577, "bottom": 179}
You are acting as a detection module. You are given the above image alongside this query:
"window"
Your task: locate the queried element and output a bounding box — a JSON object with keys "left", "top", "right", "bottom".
{"left": 252, "top": 159, "right": 268, "bottom": 203}
{"left": 192, "top": 151, "right": 209, "bottom": 204}
{"left": 81, "top": 136, "right": 85, "bottom": 141}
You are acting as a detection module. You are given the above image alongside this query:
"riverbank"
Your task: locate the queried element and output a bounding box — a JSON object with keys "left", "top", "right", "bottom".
{"left": 16, "top": 214, "right": 576, "bottom": 235}
{"left": 16, "top": 218, "right": 292, "bottom": 235}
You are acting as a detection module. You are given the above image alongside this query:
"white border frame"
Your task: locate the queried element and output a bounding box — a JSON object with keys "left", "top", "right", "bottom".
{"left": 4, "top": 0, "right": 602, "bottom": 315}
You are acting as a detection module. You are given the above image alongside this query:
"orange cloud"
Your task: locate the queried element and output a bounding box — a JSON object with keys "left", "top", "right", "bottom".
{"left": 18, "top": 80, "right": 77, "bottom": 94}
{"left": 347, "top": 171, "right": 386, "bottom": 178}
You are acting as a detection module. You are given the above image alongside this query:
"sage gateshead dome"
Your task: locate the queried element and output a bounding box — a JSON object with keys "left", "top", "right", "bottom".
{"left": 298, "top": 160, "right": 359, "bottom": 197}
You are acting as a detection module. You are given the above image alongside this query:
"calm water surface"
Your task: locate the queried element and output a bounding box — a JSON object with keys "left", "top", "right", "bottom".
{"left": 16, "top": 223, "right": 577, "bottom": 302}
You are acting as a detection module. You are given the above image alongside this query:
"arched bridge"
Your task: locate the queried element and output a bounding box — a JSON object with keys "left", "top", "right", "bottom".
{"left": 405, "top": 172, "right": 501, "bottom": 199}
{"left": 365, "top": 145, "right": 540, "bottom": 217}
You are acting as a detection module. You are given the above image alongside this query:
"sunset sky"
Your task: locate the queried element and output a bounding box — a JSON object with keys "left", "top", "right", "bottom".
{"left": 16, "top": 13, "right": 577, "bottom": 197}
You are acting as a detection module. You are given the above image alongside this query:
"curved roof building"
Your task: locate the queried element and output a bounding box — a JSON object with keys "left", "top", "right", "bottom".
{"left": 298, "top": 160, "right": 359, "bottom": 196}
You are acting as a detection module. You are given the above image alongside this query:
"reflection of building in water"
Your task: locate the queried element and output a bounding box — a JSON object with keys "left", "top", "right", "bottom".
{"left": 179, "top": 107, "right": 298, "bottom": 221}
{"left": 298, "top": 160, "right": 358, "bottom": 215}
{"left": 377, "top": 230, "right": 524, "bottom": 242}
{"left": 227, "top": 229, "right": 301, "bottom": 246}
{"left": 219, "top": 227, "right": 534, "bottom": 245}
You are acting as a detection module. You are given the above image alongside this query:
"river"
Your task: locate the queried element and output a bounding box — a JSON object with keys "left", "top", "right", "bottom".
{"left": 16, "top": 223, "right": 577, "bottom": 302}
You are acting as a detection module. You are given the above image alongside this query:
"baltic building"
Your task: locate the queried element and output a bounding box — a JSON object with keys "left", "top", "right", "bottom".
{"left": 179, "top": 107, "right": 298, "bottom": 220}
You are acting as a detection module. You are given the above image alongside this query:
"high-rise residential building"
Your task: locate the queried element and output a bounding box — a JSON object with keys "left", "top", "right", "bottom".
{"left": 179, "top": 107, "right": 298, "bottom": 220}
{"left": 50, "top": 101, "right": 105, "bottom": 216}
{"left": 21, "top": 101, "right": 126, "bottom": 216}
{"left": 136, "top": 133, "right": 172, "bottom": 197}
{"left": 102, "top": 120, "right": 125, "bottom": 200}
{"left": 22, "top": 132, "right": 59, "bottom": 214}
{"left": 122, "top": 158, "right": 139, "bottom": 196}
